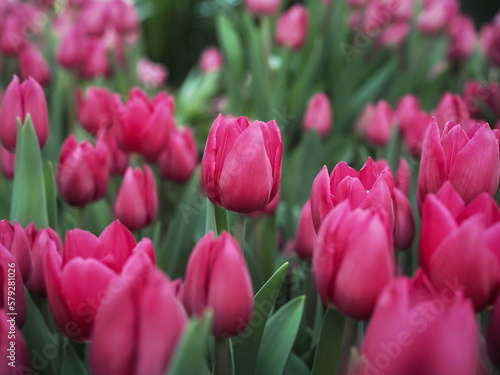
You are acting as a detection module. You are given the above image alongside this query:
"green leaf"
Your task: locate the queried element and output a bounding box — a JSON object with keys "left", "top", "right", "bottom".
{"left": 167, "top": 313, "right": 212, "bottom": 375}
{"left": 311, "top": 308, "right": 344, "bottom": 375}
{"left": 255, "top": 296, "right": 306, "bottom": 375}
{"left": 284, "top": 353, "right": 311, "bottom": 375}
{"left": 44, "top": 162, "right": 58, "bottom": 231}
{"left": 11, "top": 116, "right": 48, "bottom": 228}
{"left": 61, "top": 343, "right": 87, "bottom": 375}
{"left": 232, "top": 263, "right": 289, "bottom": 375}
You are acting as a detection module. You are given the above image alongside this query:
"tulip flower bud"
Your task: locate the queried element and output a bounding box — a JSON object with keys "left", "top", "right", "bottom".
{"left": 184, "top": 231, "right": 254, "bottom": 336}
{"left": 295, "top": 200, "right": 316, "bottom": 260}
{"left": 447, "top": 15, "right": 476, "bottom": 62}
{"left": 56, "top": 135, "right": 111, "bottom": 206}
{"left": 275, "top": 5, "right": 308, "bottom": 51}
{"left": 417, "top": 0, "right": 459, "bottom": 34}
{"left": 393, "top": 188, "right": 414, "bottom": 250}
{"left": 395, "top": 158, "right": 410, "bottom": 197}
{"left": 313, "top": 202, "right": 394, "bottom": 319}
{"left": 114, "top": 165, "right": 158, "bottom": 231}
{"left": 199, "top": 47, "right": 224, "bottom": 73}
{"left": 354, "top": 271, "right": 478, "bottom": 375}
{"left": 57, "top": 25, "right": 88, "bottom": 69}
{"left": 245, "top": 0, "right": 280, "bottom": 15}
{"left": 1, "top": 146, "right": 15, "bottom": 180}
{"left": 417, "top": 120, "right": 500, "bottom": 210}
{"left": 158, "top": 126, "right": 197, "bottom": 183}
{"left": 303, "top": 92, "right": 332, "bottom": 137}
{"left": 79, "top": 38, "right": 110, "bottom": 79}
{"left": 110, "top": 0, "right": 139, "bottom": 34}
{"left": 77, "top": 1, "right": 108, "bottom": 36}
{"left": 1, "top": 245, "right": 27, "bottom": 327}
{"left": 396, "top": 95, "right": 431, "bottom": 157}
{"left": 0, "top": 75, "right": 49, "bottom": 152}
{"left": 480, "top": 17, "right": 500, "bottom": 67}
{"left": 432, "top": 92, "right": 470, "bottom": 134}
{"left": 487, "top": 292, "right": 500, "bottom": 367}
{"left": 25, "top": 224, "right": 62, "bottom": 296}
{"left": 365, "top": 100, "right": 394, "bottom": 146}
{"left": 44, "top": 220, "right": 156, "bottom": 341}
{"left": 77, "top": 87, "right": 114, "bottom": 135}
{"left": 0, "top": 220, "right": 32, "bottom": 283}
{"left": 101, "top": 129, "right": 129, "bottom": 175}
{"left": 201, "top": 114, "right": 282, "bottom": 214}
{"left": 0, "top": 14, "right": 26, "bottom": 55}
{"left": 355, "top": 103, "right": 375, "bottom": 136}
{"left": 19, "top": 44, "right": 51, "bottom": 86}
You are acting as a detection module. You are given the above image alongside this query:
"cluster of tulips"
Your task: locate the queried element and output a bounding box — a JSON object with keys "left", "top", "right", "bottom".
{"left": 1, "top": 0, "right": 500, "bottom": 374}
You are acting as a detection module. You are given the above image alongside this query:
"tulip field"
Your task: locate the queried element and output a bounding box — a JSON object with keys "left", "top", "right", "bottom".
{"left": 1, "top": 0, "right": 500, "bottom": 374}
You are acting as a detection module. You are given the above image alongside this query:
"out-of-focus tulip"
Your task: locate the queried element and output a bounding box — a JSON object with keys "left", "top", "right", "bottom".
{"left": 447, "top": 15, "right": 476, "bottom": 62}
{"left": 77, "top": 1, "right": 108, "bottom": 36}
{"left": 245, "top": 0, "right": 280, "bottom": 15}
{"left": 137, "top": 58, "right": 167, "bottom": 88}
{"left": 44, "top": 220, "right": 156, "bottom": 341}
{"left": 313, "top": 202, "right": 394, "bottom": 319}
{"left": 355, "top": 103, "right": 375, "bottom": 136}
{"left": 79, "top": 38, "right": 109, "bottom": 79}
{"left": 393, "top": 188, "right": 414, "bottom": 250}
{"left": 201, "top": 114, "right": 282, "bottom": 214}
{"left": 114, "top": 165, "right": 158, "bottom": 231}
{"left": 19, "top": 44, "right": 51, "bottom": 86}
{"left": 295, "top": 200, "right": 316, "bottom": 260}
{"left": 91, "top": 265, "right": 187, "bottom": 375}
{"left": 101, "top": 129, "right": 129, "bottom": 175}
{"left": 77, "top": 87, "right": 114, "bottom": 134}
{"left": 463, "top": 80, "right": 488, "bottom": 119}
{"left": 0, "top": 14, "right": 25, "bottom": 55}
{"left": 275, "top": 5, "right": 308, "bottom": 50}
{"left": 57, "top": 25, "right": 88, "bottom": 69}
{"left": 420, "top": 182, "right": 500, "bottom": 311}
{"left": 0, "top": 75, "right": 49, "bottom": 152}
{"left": 487, "top": 292, "right": 500, "bottom": 367}
{"left": 395, "top": 158, "right": 410, "bottom": 197}
{"left": 417, "top": 119, "right": 500, "bottom": 209}
{"left": 396, "top": 95, "right": 431, "bottom": 157}
{"left": 113, "top": 88, "right": 175, "bottom": 161}
{"left": 184, "top": 231, "right": 253, "bottom": 336}
{"left": 0, "top": 220, "right": 32, "bottom": 283}
{"left": 0, "top": 309, "right": 30, "bottom": 373}
{"left": 112, "top": 0, "right": 139, "bottom": 34}
{"left": 1, "top": 245, "right": 26, "bottom": 327}
{"left": 25, "top": 224, "right": 63, "bottom": 296}
{"left": 57, "top": 135, "right": 110, "bottom": 206}
{"left": 431, "top": 92, "right": 470, "bottom": 134}
{"left": 377, "top": 22, "right": 410, "bottom": 48}
{"left": 303, "top": 92, "right": 332, "bottom": 137}
{"left": 158, "top": 126, "right": 197, "bottom": 183}
{"left": 417, "top": 0, "right": 459, "bottom": 34}
{"left": 354, "top": 271, "right": 478, "bottom": 375}
{"left": 485, "top": 82, "right": 500, "bottom": 118}
{"left": 480, "top": 18, "right": 500, "bottom": 66}
{"left": 1, "top": 146, "right": 15, "bottom": 180}
{"left": 365, "top": 100, "right": 394, "bottom": 146}
{"left": 199, "top": 47, "right": 224, "bottom": 73}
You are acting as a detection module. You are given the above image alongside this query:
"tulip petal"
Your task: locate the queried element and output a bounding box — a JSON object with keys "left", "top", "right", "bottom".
{"left": 114, "top": 167, "right": 148, "bottom": 231}
{"left": 0, "top": 76, "right": 23, "bottom": 152}
{"left": 11, "top": 220, "right": 32, "bottom": 282}
{"left": 63, "top": 229, "right": 100, "bottom": 265}
{"left": 94, "top": 220, "right": 137, "bottom": 273}
{"left": 311, "top": 166, "right": 335, "bottom": 232}
{"left": 335, "top": 176, "right": 368, "bottom": 208}
{"left": 21, "top": 77, "right": 49, "bottom": 149}
{"left": 440, "top": 124, "right": 469, "bottom": 174}
{"left": 329, "top": 161, "right": 359, "bottom": 192}
{"left": 435, "top": 181, "right": 465, "bottom": 219}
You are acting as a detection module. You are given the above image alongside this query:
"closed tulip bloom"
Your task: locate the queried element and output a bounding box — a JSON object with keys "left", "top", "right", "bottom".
{"left": 199, "top": 47, "right": 224, "bottom": 73}
{"left": 420, "top": 182, "right": 500, "bottom": 311}
{"left": 77, "top": 1, "right": 108, "bottom": 36}
{"left": 77, "top": 87, "right": 114, "bottom": 134}
{"left": 245, "top": 0, "right": 280, "bottom": 15}
{"left": 0, "top": 309, "right": 30, "bottom": 374}
{"left": 248, "top": 189, "right": 281, "bottom": 217}
{"left": 396, "top": 95, "right": 431, "bottom": 157}
{"left": 113, "top": 88, "right": 175, "bottom": 161}
{"left": 487, "top": 292, "right": 500, "bottom": 367}
{"left": 0, "top": 75, "right": 49, "bottom": 152}
{"left": 1, "top": 245, "right": 26, "bottom": 327}
{"left": 376, "top": 22, "right": 410, "bottom": 48}
{"left": 393, "top": 188, "right": 415, "bottom": 250}
{"left": 447, "top": 15, "right": 476, "bottom": 62}
{"left": 201, "top": 114, "right": 282, "bottom": 214}
{"left": 395, "top": 158, "right": 410, "bottom": 197}
{"left": 480, "top": 18, "right": 500, "bottom": 66}
{"left": 417, "top": 0, "right": 459, "bottom": 34}
{"left": 432, "top": 92, "right": 470, "bottom": 134}
{"left": 0, "top": 220, "right": 32, "bottom": 283}
{"left": 184, "top": 231, "right": 253, "bottom": 336}
{"left": 295, "top": 200, "right": 316, "bottom": 260}
{"left": 275, "top": 5, "right": 308, "bottom": 50}
{"left": 462, "top": 80, "right": 488, "bottom": 118}
{"left": 44, "top": 220, "right": 156, "bottom": 341}
{"left": 1, "top": 146, "right": 15, "bottom": 179}
{"left": 102, "top": 129, "right": 129, "bottom": 175}
{"left": 0, "top": 14, "right": 26, "bottom": 55}
{"left": 158, "top": 126, "right": 197, "bottom": 183}
{"left": 303, "top": 92, "right": 332, "bottom": 137}
{"left": 25, "top": 224, "right": 63, "bottom": 296}
{"left": 57, "top": 135, "right": 110, "bottom": 206}
{"left": 91, "top": 266, "right": 187, "bottom": 375}
{"left": 417, "top": 119, "right": 500, "bottom": 209}
{"left": 313, "top": 202, "right": 394, "bottom": 319}
{"left": 366, "top": 100, "right": 394, "bottom": 146}
{"left": 79, "top": 38, "right": 109, "bottom": 79}
{"left": 354, "top": 271, "right": 478, "bottom": 375}
{"left": 114, "top": 165, "right": 158, "bottom": 231}
{"left": 57, "top": 25, "right": 88, "bottom": 69}
{"left": 111, "top": 0, "right": 139, "bottom": 34}
{"left": 19, "top": 44, "right": 51, "bottom": 86}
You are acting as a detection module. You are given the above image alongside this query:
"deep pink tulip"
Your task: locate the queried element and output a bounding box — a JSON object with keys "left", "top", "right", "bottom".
{"left": 111, "top": 0, "right": 139, "bottom": 34}
{"left": 417, "top": 119, "right": 500, "bottom": 210}
{"left": 365, "top": 100, "right": 394, "bottom": 146}
{"left": 275, "top": 5, "right": 308, "bottom": 50}
{"left": 57, "top": 25, "right": 88, "bottom": 69}
{"left": 480, "top": 18, "right": 500, "bottom": 66}
{"left": 417, "top": 0, "right": 459, "bottom": 34}
{"left": 393, "top": 187, "right": 415, "bottom": 250}
{"left": 0, "top": 220, "right": 32, "bottom": 283}
{"left": 19, "top": 44, "right": 51, "bottom": 86}
{"left": 487, "top": 292, "right": 500, "bottom": 367}
{"left": 77, "top": 1, "right": 108, "bottom": 36}
{"left": 395, "top": 158, "right": 410, "bottom": 197}
{"left": 201, "top": 114, "right": 282, "bottom": 214}
{"left": 79, "top": 38, "right": 109, "bottom": 79}
{"left": 199, "top": 47, "right": 224, "bottom": 73}
{"left": 396, "top": 95, "right": 431, "bottom": 157}
{"left": 420, "top": 182, "right": 500, "bottom": 311}
{"left": 91, "top": 264, "right": 187, "bottom": 375}
{"left": 354, "top": 271, "right": 478, "bottom": 375}
{"left": 485, "top": 82, "right": 500, "bottom": 118}
{"left": 355, "top": 103, "right": 375, "bottom": 136}
{"left": 295, "top": 200, "right": 316, "bottom": 260}
{"left": 245, "top": 0, "right": 280, "bottom": 15}
{"left": 77, "top": 87, "right": 114, "bottom": 134}
{"left": 113, "top": 88, "right": 175, "bottom": 161}
{"left": 463, "top": 80, "right": 489, "bottom": 119}
{"left": 184, "top": 231, "right": 254, "bottom": 336}
{"left": 0, "top": 75, "right": 49, "bottom": 152}
{"left": 313, "top": 202, "right": 394, "bottom": 319}
{"left": 0, "top": 309, "right": 30, "bottom": 373}
{"left": 1, "top": 245, "right": 26, "bottom": 327}
{"left": 0, "top": 14, "right": 25, "bottom": 55}
{"left": 25, "top": 224, "right": 63, "bottom": 296}
{"left": 431, "top": 92, "right": 470, "bottom": 134}
{"left": 44, "top": 220, "right": 156, "bottom": 341}
{"left": 1, "top": 146, "right": 15, "bottom": 180}
{"left": 101, "top": 129, "right": 129, "bottom": 175}
{"left": 376, "top": 22, "right": 410, "bottom": 48}
{"left": 447, "top": 15, "right": 476, "bottom": 62}
{"left": 114, "top": 165, "right": 158, "bottom": 231}
{"left": 158, "top": 126, "right": 197, "bottom": 183}
{"left": 248, "top": 189, "right": 281, "bottom": 217}
{"left": 57, "top": 135, "right": 110, "bottom": 206}
{"left": 303, "top": 92, "right": 332, "bottom": 137}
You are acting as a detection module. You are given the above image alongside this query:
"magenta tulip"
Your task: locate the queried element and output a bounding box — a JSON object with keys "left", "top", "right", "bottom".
{"left": 0, "top": 146, "right": 15, "bottom": 180}
{"left": 77, "top": 87, "right": 114, "bottom": 134}
{"left": 137, "top": 58, "right": 168, "bottom": 89}
{"left": 19, "top": 44, "right": 51, "bottom": 86}
{"left": 1, "top": 245, "right": 26, "bottom": 327}
{"left": 275, "top": 5, "right": 308, "bottom": 50}
{"left": 0, "top": 309, "right": 30, "bottom": 373}
{"left": 102, "top": 129, "right": 129, "bottom": 175}
{"left": 396, "top": 95, "right": 431, "bottom": 157}
{"left": 245, "top": 0, "right": 280, "bottom": 15}
{"left": 79, "top": 38, "right": 109, "bottom": 79}
{"left": 248, "top": 189, "right": 281, "bottom": 217}
{"left": 365, "top": 100, "right": 394, "bottom": 146}
{"left": 184, "top": 231, "right": 254, "bottom": 336}
{"left": 431, "top": 92, "right": 470, "bottom": 134}
{"left": 0, "top": 220, "right": 32, "bottom": 283}
{"left": 295, "top": 200, "right": 316, "bottom": 260}
{"left": 417, "top": 0, "right": 459, "bottom": 34}
{"left": 0, "top": 13, "right": 25, "bottom": 55}
{"left": 447, "top": 15, "right": 476, "bottom": 62}
{"left": 480, "top": 16, "right": 500, "bottom": 67}
{"left": 57, "top": 25, "right": 88, "bottom": 69}
{"left": 199, "top": 47, "right": 224, "bottom": 73}
{"left": 201, "top": 114, "right": 282, "bottom": 214}
{"left": 158, "top": 126, "right": 197, "bottom": 183}
{"left": 303, "top": 92, "right": 332, "bottom": 137}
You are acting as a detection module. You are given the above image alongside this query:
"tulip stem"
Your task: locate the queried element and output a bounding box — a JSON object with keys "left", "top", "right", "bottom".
{"left": 233, "top": 213, "right": 246, "bottom": 252}
{"left": 215, "top": 337, "right": 228, "bottom": 375}
{"left": 337, "top": 317, "right": 358, "bottom": 375}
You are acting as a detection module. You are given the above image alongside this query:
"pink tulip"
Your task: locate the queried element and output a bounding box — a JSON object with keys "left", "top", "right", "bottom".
{"left": 295, "top": 200, "right": 317, "bottom": 260}
{"left": 199, "top": 47, "right": 224, "bottom": 73}
{"left": 0, "top": 13, "right": 26, "bottom": 55}
{"left": 184, "top": 231, "right": 254, "bottom": 336}
{"left": 417, "top": 119, "right": 500, "bottom": 209}
{"left": 201, "top": 114, "right": 282, "bottom": 214}
{"left": 101, "top": 129, "right": 129, "bottom": 175}
{"left": 275, "top": 5, "right": 308, "bottom": 50}
{"left": 0, "top": 309, "right": 30, "bottom": 373}
{"left": 57, "top": 25, "right": 88, "bottom": 69}
{"left": 0, "top": 220, "right": 32, "bottom": 283}
{"left": 365, "top": 100, "right": 394, "bottom": 146}
{"left": 395, "top": 158, "right": 410, "bottom": 197}
{"left": 114, "top": 165, "right": 158, "bottom": 231}
{"left": 313, "top": 202, "right": 394, "bottom": 319}
{"left": 248, "top": 189, "right": 281, "bottom": 217}
{"left": 417, "top": 0, "right": 459, "bottom": 34}
{"left": 245, "top": 0, "right": 280, "bottom": 15}
{"left": 44, "top": 220, "right": 156, "bottom": 341}
{"left": 113, "top": 88, "right": 175, "bottom": 161}
{"left": 463, "top": 80, "right": 489, "bottom": 118}
{"left": 1, "top": 146, "right": 15, "bottom": 179}
{"left": 303, "top": 92, "right": 332, "bottom": 137}
{"left": 77, "top": 1, "right": 108, "bottom": 36}
{"left": 431, "top": 92, "right": 470, "bottom": 134}
{"left": 376, "top": 22, "right": 410, "bottom": 48}
{"left": 137, "top": 58, "right": 168, "bottom": 88}
{"left": 1, "top": 245, "right": 26, "bottom": 327}
{"left": 480, "top": 17, "right": 500, "bottom": 66}
{"left": 77, "top": 87, "right": 114, "bottom": 134}
{"left": 355, "top": 103, "right": 375, "bottom": 136}
{"left": 19, "top": 44, "right": 51, "bottom": 86}
{"left": 487, "top": 292, "right": 500, "bottom": 367}
{"left": 57, "top": 135, "right": 110, "bottom": 206}
{"left": 158, "top": 126, "right": 197, "bottom": 183}
{"left": 79, "top": 38, "right": 109, "bottom": 79}
{"left": 110, "top": 0, "right": 139, "bottom": 34}
{"left": 0, "top": 75, "right": 49, "bottom": 152}
{"left": 447, "top": 15, "right": 476, "bottom": 62}
{"left": 396, "top": 95, "right": 431, "bottom": 157}
{"left": 354, "top": 271, "right": 478, "bottom": 375}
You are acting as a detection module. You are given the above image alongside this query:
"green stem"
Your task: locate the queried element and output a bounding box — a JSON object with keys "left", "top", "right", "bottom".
{"left": 233, "top": 212, "right": 246, "bottom": 252}
{"left": 214, "top": 205, "right": 229, "bottom": 234}
{"left": 260, "top": 17, "right": 272, "bottom": 81}
{"left": 337, "top": 317, "right": 358, "bottom": 375}
{"left": 305, "top": 262, "right": 318, "bottom": 330}
{"left": 215, "top": 337, "right": 228, "bottom": 375}
{"left": 78, "top": 207, "right": 85, "bottom": 229}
